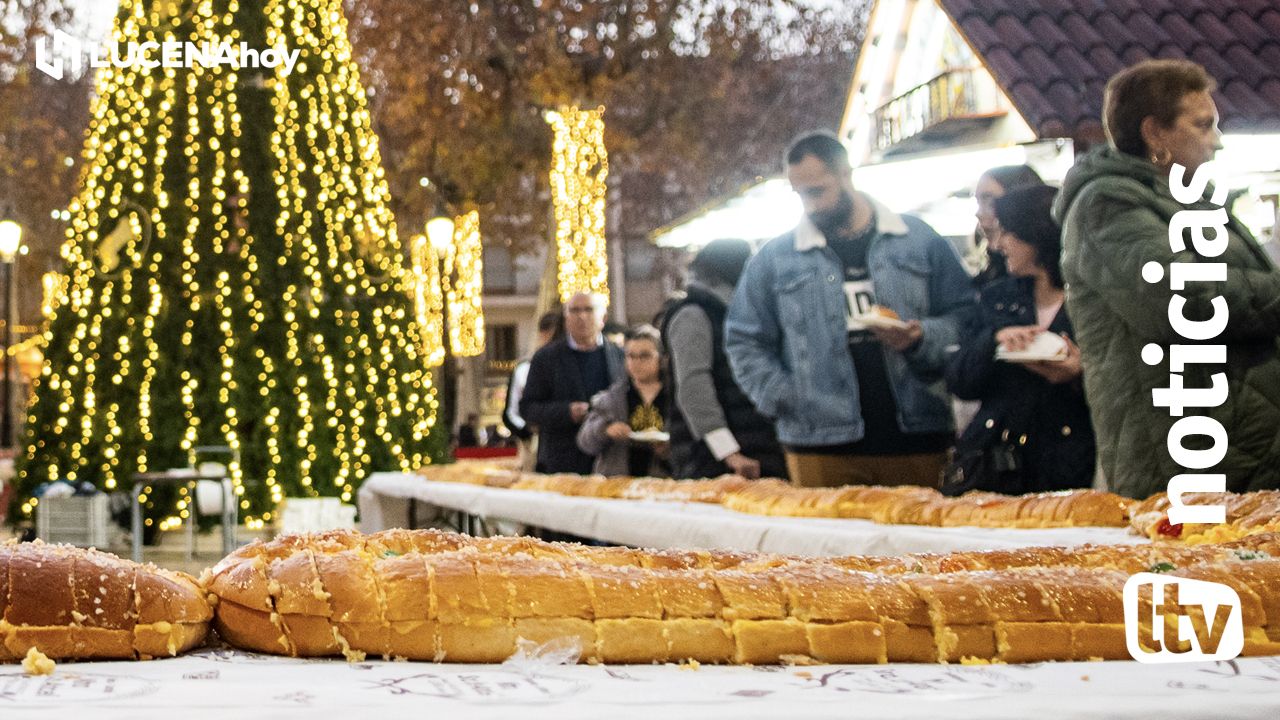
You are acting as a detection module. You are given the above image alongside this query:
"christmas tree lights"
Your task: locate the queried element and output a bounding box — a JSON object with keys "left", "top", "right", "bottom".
{"left": 14, "top": 0, "right": 445, "bottom": 528}
{"left": 41, "top": 272, "right": 67, "bottom": 320}
{"left": 546, "top": 106, "right": 609, "bottom": 303}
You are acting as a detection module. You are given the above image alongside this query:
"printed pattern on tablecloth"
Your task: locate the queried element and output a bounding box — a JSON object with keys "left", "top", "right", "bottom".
{"left": 3, "top": 650, "right": 1280, "bottom": 718}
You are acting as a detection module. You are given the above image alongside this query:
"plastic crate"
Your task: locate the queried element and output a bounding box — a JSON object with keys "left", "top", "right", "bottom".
{"left": 36, "top": 494, "right": 111, "bottom": 548}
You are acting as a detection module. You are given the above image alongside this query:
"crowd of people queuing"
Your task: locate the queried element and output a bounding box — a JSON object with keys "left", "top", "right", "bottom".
{"left": 502, "top": 59, "right": 1280, "bottom": 501}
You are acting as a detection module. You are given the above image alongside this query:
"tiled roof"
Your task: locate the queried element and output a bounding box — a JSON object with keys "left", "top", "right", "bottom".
{"left": 936, "top": 0, "right": 1280, "bottom": 140}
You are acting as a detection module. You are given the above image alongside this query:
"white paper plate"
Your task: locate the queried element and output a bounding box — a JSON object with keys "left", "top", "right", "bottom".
{"left": 629, "top": 430, "right": 670, "bottom": 443}
{"left": 857, "top": 313, "right": 909, "bottom": 331}
{"left": 996, "top": 332, "right": 1068, "bottom": 362}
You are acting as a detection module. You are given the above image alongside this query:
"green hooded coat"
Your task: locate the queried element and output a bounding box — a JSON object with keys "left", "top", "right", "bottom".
{"left": 1055, "top": 146, "right": 1280, "bottom": 499}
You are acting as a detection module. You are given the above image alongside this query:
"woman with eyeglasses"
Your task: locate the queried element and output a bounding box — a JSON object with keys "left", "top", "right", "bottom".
{"left": 576, "top": 325, "right": 671, "bottom": 477}
{"left": 971, "top": 165, "right": 1045, "bottom": 288}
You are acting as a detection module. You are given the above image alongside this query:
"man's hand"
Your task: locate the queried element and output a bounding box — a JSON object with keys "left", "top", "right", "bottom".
{"left": 605, "top": 422, "right": 632, "bottom": 441}
{"left": 870, "top": 320, "right": 923, "bottom": 353}
{"left": 1025, "top": 333, "right": 1083, "bottom": 384}
{"left": 570, "top": 401, "right": 590, "bottom": 423}
{"left": 995, "top": 325, "right": 1040, "bottom": 352}
{"left": 725, "top": 452, "right": 762, "bottom": 479}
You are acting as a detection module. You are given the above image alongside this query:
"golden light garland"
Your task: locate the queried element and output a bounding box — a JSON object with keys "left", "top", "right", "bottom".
{"left": 41, "top": 272, "right": 68, "bottom": 319}
{"left": 411, "top": 233, "right": 446, "bottom": 367}
{"left": 17, "top": 0, "right": 440, "bottom": 525}
{"left": 445, "top": 209, "right": 485, "bottom": 357}
{"left": 546, "top": 105, "right": 609, "bottom": 302}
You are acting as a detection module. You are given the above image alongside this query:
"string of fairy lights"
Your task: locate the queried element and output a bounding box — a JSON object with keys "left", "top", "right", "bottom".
{"left": 23, "top": 0, "right": 159, "bottom": 517}
{"left": 411, "top": 233, "right": 447, "bottom": 367}
{"left": 19, "top": 0, "right": 439, "bottom": 528}
{"left": 546, "top": 106, "right": 610, "bottom": 302}
{"left": 21, "top": 3, "right": 612, "bottom": 532}
{"left": 410, "top": 208, "right": 486, "bottom": 364}
{"left": 444, "top": 210, "right": 485, "bottom": 358}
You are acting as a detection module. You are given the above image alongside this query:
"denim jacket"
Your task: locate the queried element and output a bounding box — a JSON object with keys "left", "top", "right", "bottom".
{"left": 724, "top": 196, "right": 976, "bottom": 447}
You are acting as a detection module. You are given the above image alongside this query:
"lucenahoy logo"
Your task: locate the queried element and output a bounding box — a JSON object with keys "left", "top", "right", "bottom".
{"left": 35, "top": 30, "right": 299, "bottom": 80}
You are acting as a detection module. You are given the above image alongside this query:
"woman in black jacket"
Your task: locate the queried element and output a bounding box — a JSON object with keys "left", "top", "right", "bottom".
{"left": 944, "top": 185, "right": 1096, "bottom": 495}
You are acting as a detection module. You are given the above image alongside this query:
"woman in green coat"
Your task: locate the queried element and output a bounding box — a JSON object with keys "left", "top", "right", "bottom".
{"left": 1055, "top": 59, "right": 1280, "bottom": 499}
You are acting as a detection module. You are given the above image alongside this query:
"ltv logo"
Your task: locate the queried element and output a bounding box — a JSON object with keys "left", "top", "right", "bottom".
{"left": 1124, "top": 573, "right": 1244, "bottom": 663}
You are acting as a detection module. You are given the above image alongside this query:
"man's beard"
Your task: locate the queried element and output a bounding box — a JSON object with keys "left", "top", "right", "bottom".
{"left": 809, "top": 190, "right": 855, "bottom": 237}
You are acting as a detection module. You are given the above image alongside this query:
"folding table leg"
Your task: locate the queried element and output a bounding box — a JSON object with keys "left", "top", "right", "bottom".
{"left": 221, "top": 478, "right": 237, "bottom": 556}
{"left": 131, "top": 481, "right": 144, "bottom": 563}
{"left": 186, "top": 481, "right": 196, "bottom": 562}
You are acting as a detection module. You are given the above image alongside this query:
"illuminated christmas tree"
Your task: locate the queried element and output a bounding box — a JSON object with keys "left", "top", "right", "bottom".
{"left": 14, "top": 0, "right": 445, "bottom": 529}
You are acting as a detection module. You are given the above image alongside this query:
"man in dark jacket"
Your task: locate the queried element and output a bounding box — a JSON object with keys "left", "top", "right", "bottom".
{"left": 520, "top": 292, "right": 625, "bottom": 474}
{"left": 662, "top": 239, "right": 786, "bottom": 480}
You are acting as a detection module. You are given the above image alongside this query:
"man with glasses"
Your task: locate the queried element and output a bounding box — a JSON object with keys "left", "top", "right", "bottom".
{"left": 520, "top": 292, "right": 625, "bottom": 474}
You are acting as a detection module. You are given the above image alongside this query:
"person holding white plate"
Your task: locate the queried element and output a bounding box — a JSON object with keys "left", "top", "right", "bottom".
{"left": 943, "top": 185, "right": 1096, "bottom": 495}
{"left": 577, "top": 325, "right": 671, "bottom": 478}
{"left": 726, "top": 132, "right": 975, "bottom": 488}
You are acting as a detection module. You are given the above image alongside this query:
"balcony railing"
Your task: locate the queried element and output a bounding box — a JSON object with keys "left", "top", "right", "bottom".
{"left": 871, "top": 67, "right": 1006, "bottom": 153}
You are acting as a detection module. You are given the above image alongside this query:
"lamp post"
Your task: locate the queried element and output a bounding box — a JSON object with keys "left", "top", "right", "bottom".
{"left": 425, "top": 211, "right": 458, "bottom": 448}
{"left": 0, "top": 218, "right": 23, "bottom": 449}
{"left": 425, "top": 214, "right": 455, "bottom": 255}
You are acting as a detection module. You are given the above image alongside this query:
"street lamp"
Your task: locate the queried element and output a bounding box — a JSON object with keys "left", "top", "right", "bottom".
{"left": 425, "top": 210, "right": 458, "bottom": 450}
{"left": 0, "top": 220, "right": 20, "bottom": 259}
{"left": 0, "top": 218, "right": 23, "bottom": 449}
{"left": 425, "top": 214, "right": 455, "bottom": 255}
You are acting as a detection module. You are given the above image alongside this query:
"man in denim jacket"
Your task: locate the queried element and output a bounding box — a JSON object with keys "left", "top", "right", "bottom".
{"left": 725, "top": 132, "right": 975, "bottom": 487}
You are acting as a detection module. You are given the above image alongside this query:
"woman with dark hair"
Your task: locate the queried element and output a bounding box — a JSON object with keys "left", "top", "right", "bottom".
{"left": 576, "top": 325, "right": 671, "bottom": 477}
{"left": 944, "top": 185, "right": 1095, "bottom": 494}
{"left": 971, "top": 165, "right": 1045, "bottom": 287}
{"left": 1056, "top": 59, "right": 1280, "bottom": 498}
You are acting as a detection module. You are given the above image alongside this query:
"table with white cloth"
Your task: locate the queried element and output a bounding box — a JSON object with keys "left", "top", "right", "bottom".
{"left": 3, "top": 648, "right": 1278, "bottom": 720}
{"left": 357, "top": 472, "right": 1141, "bottom": 556}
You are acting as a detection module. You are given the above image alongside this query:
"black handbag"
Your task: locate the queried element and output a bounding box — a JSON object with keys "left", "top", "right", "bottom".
{"left": 941, "top": 431, "right": 1024, "bottom": 497}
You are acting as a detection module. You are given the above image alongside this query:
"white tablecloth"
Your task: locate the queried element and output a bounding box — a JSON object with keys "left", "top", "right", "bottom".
{"left": 358, "top": 473, "right": 1142, "bottom": 556}
{"left": 3, "top": 649, "right": 1277, "bottom": 719}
